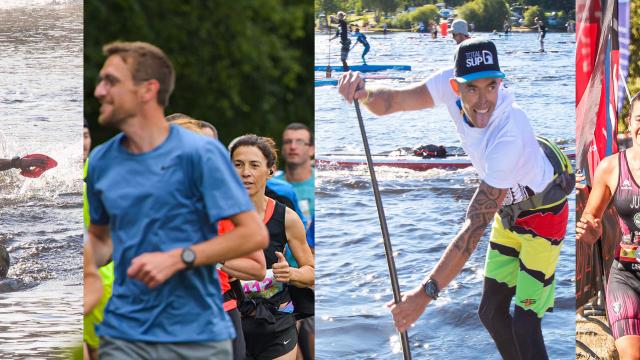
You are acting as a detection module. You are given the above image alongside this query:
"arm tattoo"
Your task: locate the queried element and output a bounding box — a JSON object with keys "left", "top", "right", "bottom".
{"left": 452, "top": 183, "right": 505, "bottom": 257}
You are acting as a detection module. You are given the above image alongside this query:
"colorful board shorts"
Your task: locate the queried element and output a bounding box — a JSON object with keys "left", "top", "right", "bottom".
{"left": 606, "top": 260, "right": 640, "bottom": 339}
{"left": 484, "top": 200, "right": 568, "bottom": 318}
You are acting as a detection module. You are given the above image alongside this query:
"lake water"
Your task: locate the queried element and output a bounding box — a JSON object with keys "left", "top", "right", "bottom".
{"left": 0, "top": 1, "right": 83, "bottom": 358}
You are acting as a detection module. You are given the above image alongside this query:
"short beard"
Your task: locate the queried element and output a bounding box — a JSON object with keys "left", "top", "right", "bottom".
{"left": 98, "top": 110, "right": 131, "bottom": 129}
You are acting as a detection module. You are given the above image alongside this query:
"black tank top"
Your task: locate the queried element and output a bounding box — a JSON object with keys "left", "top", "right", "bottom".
{"left": 613, "top": 150, "right": 640, "bottom": 235}
{"left": 264, "top": 199, "right": 288, "bottom": 269}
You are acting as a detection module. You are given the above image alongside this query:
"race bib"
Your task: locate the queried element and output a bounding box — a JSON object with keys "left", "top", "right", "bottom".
{"left": 241, "top": 269, "right": 284, "bottom": 299}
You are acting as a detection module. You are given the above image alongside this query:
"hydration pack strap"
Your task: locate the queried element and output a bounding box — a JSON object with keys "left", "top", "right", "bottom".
{"left": 498, "top": 137, "right": 575, "bottom": 229}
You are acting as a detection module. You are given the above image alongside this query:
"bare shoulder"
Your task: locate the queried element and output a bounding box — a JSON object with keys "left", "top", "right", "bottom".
{"left": 595, "top": 152, "right": 620, "bottom": 190}
{"left": 284, "top": 206, "right": 304, "bottom": 229}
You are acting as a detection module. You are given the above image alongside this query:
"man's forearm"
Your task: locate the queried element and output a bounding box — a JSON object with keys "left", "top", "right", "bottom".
{"left": 222, "top": 256, "right": 266, "bottom": 281}
{"left": 428, "top": 219, "right": 488, "bottom": 291}
{"left": 87, "top": 233, "right": 113, "bottom": 267}
{"left": 427, "top": 182, "right": 505, "bottom": 292}
{"left": 192, "top": 218, "right": 268, "bottom": 267}
{"left": 362, "top": 86, "right": 398, "bottom": 116}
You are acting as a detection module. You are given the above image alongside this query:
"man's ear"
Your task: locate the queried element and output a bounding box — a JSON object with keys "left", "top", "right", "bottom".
{"left": 449, "top": 79, "right": 460, "bottom": 96}
{"left": 140, "top": 79, "right": 160, "bottom": 104}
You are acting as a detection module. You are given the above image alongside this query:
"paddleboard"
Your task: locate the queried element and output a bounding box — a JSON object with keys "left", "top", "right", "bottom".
{"left": 314, "top": 64, "right": 411, "bottom": 72}
{"left": 317, "top": 148, "right": 575, "bottom": 171}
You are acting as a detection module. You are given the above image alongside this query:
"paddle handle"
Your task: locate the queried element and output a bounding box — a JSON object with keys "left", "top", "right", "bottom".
{"left": 354, "top": 99, "right": 412, "bottom": 360}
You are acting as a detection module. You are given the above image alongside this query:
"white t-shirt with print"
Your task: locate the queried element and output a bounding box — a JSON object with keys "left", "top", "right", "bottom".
{"left": 425, "top": 67, "right": 554, "bottom": 205}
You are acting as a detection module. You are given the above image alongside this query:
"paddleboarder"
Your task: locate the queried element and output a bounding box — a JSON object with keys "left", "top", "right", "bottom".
{"left": 351, "top": 28, "right": 370, "bottom": 65}
{"left": 531, "top": 17, "right": 547, "bottom": 52}
{"left": 576, "top": 93, "right": 640, "bottom": 360}
{"left": 338, "top": 39, "right": 573, "bottom": 360}
{"left": 86, "top": 41, "right": 268, "bottom": 359}
{"left": 450, "top": 19, "right": 471, "bottom": 45}
{"left": 330, "top": 11, "right": 351, "bottom": 71}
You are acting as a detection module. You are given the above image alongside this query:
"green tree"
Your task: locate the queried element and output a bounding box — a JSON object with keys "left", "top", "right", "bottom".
{"left": 368, "top": 0, "right": 399, "bottom": 16}
{"left": 411, "top": 5, "right": 439, "bottom": 25}
{"left": 457, "top": 0, "right": 509, "bottom": 32}
{"left": 522, "top": 0, "right": 573, "bottom": 13}
{"left": 85, "top": 0, "right": 313, "bottom": 147}
{"left": 523, "top": 5, "right": 545, "bottom": 26}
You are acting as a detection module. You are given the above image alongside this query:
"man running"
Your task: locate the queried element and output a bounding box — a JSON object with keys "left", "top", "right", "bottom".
{"left": 338, "top": 39, "right": 572, "bottom": 359}
{"left": 86, "top": 41, "right": 268, "bottom": 359}
{"left": 330, "top": 11, "right": 351, "bottom": 71}
{"left": 352, "top": 28, "right": 370, "bottom": 65}
{"left": 532, "top": 17, "right": 547, "bottom": 52}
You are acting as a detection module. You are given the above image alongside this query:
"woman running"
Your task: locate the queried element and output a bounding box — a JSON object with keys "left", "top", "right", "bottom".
{"left": 577, "top": 93, "right": 640, "bottom": 360}
{"left": 227, "top": 134, "right": 314, "bottom": 360}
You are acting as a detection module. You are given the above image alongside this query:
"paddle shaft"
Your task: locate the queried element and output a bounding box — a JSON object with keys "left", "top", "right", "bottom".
{"left": 353, "top": 99, "right": 412, "bottom": 360}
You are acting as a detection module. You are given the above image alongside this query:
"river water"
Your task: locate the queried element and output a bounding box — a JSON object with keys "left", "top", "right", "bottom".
{"left": 0, "top": 1, "right": 83, "bottom": 358}
{"left": 314, "top": 31, "right": 576, "bottom": 359}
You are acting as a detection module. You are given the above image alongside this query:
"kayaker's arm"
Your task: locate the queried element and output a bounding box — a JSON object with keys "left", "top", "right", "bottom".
{"left": 0, "top": 156, "right": 47, "bottom": 171}
{"left": 388, "top": 181, "right": 506, "bottom": 332}
{"left": 338, "top": 71, "right": 435, "bottom": 116}
{"left": 0, "top": 158, "right": 14, "bottom": 171}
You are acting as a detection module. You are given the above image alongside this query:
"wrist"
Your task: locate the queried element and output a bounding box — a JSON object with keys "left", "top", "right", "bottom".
{"left": 421, "top": 276, "right": 440, "bottom": 300}
{"left": 10, "top": 156, "right": 21, "bottom": 169}
{"left": 173, "top": 248, "right": 188, "bottom": 271}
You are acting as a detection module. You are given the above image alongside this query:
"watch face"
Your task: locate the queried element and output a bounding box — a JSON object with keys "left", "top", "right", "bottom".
{"left": 182, "top": 248, "right": 196, "bottom": 264}
{"left": 423, "top": 281, "right": 438, "bottom": 299}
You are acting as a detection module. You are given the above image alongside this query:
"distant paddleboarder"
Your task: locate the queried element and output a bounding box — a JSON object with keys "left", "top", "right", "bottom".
{"left": 351, "top": 28, "right": 370, "bottom": 65}
{"left": 503, "top": 20, "right": 511, "bottom": 35}
{"left": 450, "top": 19, "right": 471, "bottom": 45}
{"left": 531, "top": 17, "right": 547, "bottom": 52}
{"left": 339, "top": 39, "right": 573, "bottom": 360}
{"left": 330, "top": 11, "right": 351, "bottom": 71}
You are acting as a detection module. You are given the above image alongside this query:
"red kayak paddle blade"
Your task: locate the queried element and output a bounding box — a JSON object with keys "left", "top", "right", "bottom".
{"left": 19, "top": 153, "right": 58, "bottom": 178}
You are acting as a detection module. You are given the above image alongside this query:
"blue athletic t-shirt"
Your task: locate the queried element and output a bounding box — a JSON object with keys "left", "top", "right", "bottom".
{"left": 87, "top": 124, "right": 254, "bottom": 343}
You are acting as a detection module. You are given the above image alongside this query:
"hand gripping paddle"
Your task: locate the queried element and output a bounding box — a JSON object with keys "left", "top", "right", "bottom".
{"left": 19, "top": 154, "right": 58, "bottom": 178}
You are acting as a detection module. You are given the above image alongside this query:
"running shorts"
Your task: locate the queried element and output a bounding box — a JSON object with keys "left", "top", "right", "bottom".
{"left": 243, "top": 314, "right": 297, "bottom": 360}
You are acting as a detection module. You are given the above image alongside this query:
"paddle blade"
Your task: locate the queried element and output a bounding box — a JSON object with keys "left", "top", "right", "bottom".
{"left": 19, "top": 154, "right": 58, "bottom": 178}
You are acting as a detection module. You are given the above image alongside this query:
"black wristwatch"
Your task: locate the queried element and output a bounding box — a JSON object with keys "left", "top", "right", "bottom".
{"left": 421, "top": 277, "right": 440, "bottom": 300}
{"left": 181, "top": 247, "right": 196, "bottom": 269}
{"left": 10, "top": 156, "right": 20, "bottom": 169}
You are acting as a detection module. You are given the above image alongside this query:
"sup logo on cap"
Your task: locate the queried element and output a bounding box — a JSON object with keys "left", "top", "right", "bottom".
{"left": 454, "top": 39, "right": 505, "bottom": 83}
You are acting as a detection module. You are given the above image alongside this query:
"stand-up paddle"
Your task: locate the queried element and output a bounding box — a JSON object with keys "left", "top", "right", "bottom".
{"left": 19, "top": 154, "right": 57, "bottom": 178}
{"left": 326, "top": 15, "right": 332, "bottom": 78}
{"left": 353, "top": 99, "right": 412, "bottom": 360}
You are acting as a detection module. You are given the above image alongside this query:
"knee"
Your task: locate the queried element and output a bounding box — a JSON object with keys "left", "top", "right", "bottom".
{"left": 616, "top": 336, "right": 640, "bottom": 360}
